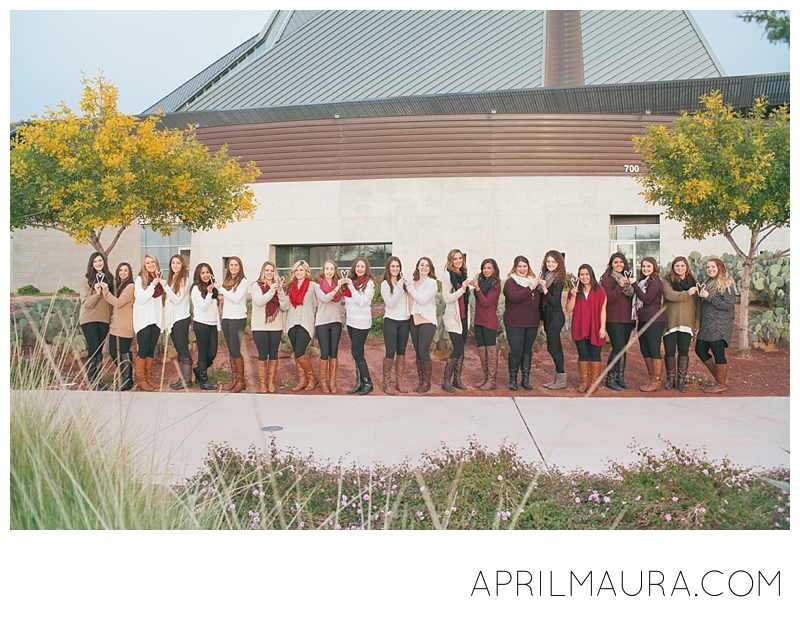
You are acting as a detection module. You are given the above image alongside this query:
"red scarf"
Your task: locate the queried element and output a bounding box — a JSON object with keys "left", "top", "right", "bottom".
{"left": 318, "top": 277, "right": 342, "bottom": 302}
{"left": 257, "top": 280, "right": 281, "bottom": 323}
{"left": 342, "top": 275, "right": 365, "bottom": 298}
{"left": 289, "top": 277, "right": 310, "bottom": 308}
{"left": 148, "top": 273, "right": 164, "bottom": 298}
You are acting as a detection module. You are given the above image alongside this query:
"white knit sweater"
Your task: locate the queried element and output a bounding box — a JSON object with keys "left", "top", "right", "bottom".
{"left": 250, "top": 281, "right": 290, "bottom": 332}
{"left": 344, "top": 280, "right": 375, "bottom": 330}
{"left": 191, "top": 285, "right": 220, "bottom": 327}
{"left": 163, "top": 278, "right": 191, "bottom": 332}
{"left": 381, "top": 280, "right": 410, "bottom": 321}
{"left": 133, "top": 276, "right": 164, "bottom": 334}
{"left": 219, "top": 278, "right": 249, "bottom": 320}
{"left": 408, "top": 277, "right": 438, "bottom": 325}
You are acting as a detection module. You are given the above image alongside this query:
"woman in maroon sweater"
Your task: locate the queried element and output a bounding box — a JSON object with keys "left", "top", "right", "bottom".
{"left": 502, "top": 255, "right": 541, "bottom": 391}
{"left": 565, "top": 264, "right": 607, "bottom": 394}
{"left": 629, "top": 257, "right": 665, "bottom": 392}
{"left": 473, "top": 258, "right": 501, "bottom": 390}
{"left": 599, "top": 253, "right": 636, "bottom": 390}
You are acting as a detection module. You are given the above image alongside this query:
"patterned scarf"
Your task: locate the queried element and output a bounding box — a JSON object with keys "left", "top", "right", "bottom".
{"left": 257, "top": 280, "right": 281, "bottom": 323}
{"left": 149, "top": 273, "right": 164, "bottom": 299}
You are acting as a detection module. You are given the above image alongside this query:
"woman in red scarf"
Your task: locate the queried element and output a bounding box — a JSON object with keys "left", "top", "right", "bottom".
{"left": 251, "top": 260, "right": 290, "bottom": 393}
{"left": 133, "top": 254, "right": 165, "bottom": 391}
{"left": 565, "top": 263, "right": 607, "bottom": 394}
{"left": 315, "top": 260, "right": 346, "bottom": 393}
{"left": 285, "top": 260, "right": 318, "bottom": 391}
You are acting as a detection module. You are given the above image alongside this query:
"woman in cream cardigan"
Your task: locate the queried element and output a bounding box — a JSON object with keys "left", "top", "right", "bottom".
{"left": 251, "top": 260, "right": 290, "bottom": 393}
{"left": 100, "top": 262, "right": 135, "bottom": 391}
{"left": 441, "top": 249, "right": 470, "bottom": 393}
{"left": 404, "top": 257, "right": 438, "bottom": 393}
{"left": 285, "top": 259, "right": 318, "bottom": 391}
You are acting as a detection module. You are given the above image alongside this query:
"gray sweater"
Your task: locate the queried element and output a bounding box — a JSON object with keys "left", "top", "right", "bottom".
{"left": 697, "top": 286, "right": 735, "bottom": 346}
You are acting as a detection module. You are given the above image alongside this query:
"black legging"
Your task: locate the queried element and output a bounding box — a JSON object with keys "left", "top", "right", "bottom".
{"left": 193, "top": 321, "right": 218, "bottom": 370}
{"left": 383, "top": 317, "right": 410, "bottom": 358}
{"left": 253, "top": 331, "right": 282, "bottom": 361}
{"left": 348, "top": 325, "right": 369, "bottom": 365}
{"left": 696, "top": 339, "right": 727, "bottom": 365}
{"left": 448, "top": 317, "right": 468, "bottom": 360}
{"left": 316, "top": 322, "right": 342, "bottom": 360}
{"left": 108, "top": 334, "right": 132, "bottom": 363}
{"left": 136, "top": 324, "right": 160, "bottom": 359}
{"left": 288, "top": 325, "right": 311, "bottom": 357}
{"left": 664, "top": 331, "right": 693, "bottom": 358}
{"left": 575, "top": 338, "right": 602, "bottom": 362}
{"left": 221, "top": 318, "right": 246, "bottom": 359}
{"left": 637, "top": 321, "right": 665, "bottom": 359}
{"left": 81, "top": 321, "right": 109, "bottom": 369}
{"left": 506, "top": 325, "right": 537, "bottom": 365}
{"left": 543, "top": 312, "right": 566, "bottom": 373}
{"left": 606, "top": 321, "right": 634, "bottom": 367}
{"left": 474, "top": 324, "right": 497, "bottom": 347}
{"left": 170, "top": 317, "right": 191, "bottom": 359}
{"left": 410, "top": 322, "right": 435, "bottom": 362}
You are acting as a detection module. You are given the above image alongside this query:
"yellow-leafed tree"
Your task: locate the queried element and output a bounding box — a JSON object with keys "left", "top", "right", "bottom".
{"left": 11, "top": 72, "right": 261, "bottom": 257}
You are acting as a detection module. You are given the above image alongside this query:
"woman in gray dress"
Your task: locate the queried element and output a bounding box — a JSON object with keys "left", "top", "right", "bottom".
{"left": 695, "top": 258, "right": 736, "bottom": 393}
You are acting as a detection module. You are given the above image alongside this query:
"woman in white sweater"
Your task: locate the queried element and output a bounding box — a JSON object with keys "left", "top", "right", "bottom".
{"left": 441, "top": 249, "right": 471, "bottom": 393}
{"left": 315, "top": 260, "right": 346, "bottom": 394}
{"left": 191, "top": 263, "right": 220, "bottom": 390}
{"left": 285, "top": 260, "right": 318, "bottom": 391}
{"left": 133, "top": 254, "right": 165, "bottom": 391}
{"left": 163, "top": 254, "right": 193, "bottom": 389}
{"left": 405, "top": 256, "right": 438, "bottom": 393}
{"left": 218, "top": 256, "right": 249, "bottom": 393}
{"left": 251, "top": 260, "right": 290, "bottom": 393}
{"left": 380, "top": 255, "right": 410, "bottom": 395}
{"left": 343, "top": 257, "right": 376, "bottom": 395}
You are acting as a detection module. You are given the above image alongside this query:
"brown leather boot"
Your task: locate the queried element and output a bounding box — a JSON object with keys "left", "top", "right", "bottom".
{"left": 292, "top": 356, "right": 307, "bottom": 391}
{"left": 299, "top": 354, "right": 317, "bottom": 391}
{"left": 382, "top": 358, "right": 396, "bottom": 395}
{"left": 144, "top": 357, "right": 159, "bottom": 390}
{"left": 453, "top": 355, "right": 467, "bottom": 390}
{"left": 705, "top": 363, "right": 728, "bottom": 393}
{"left": 588, "top": 361, "right": 603, "bottom": 394}
{"left": 702, "top": 357, "right": 717, "bottom": 387}
{"left": 328, "top": 358, "right": 338, "bottom": 394}
{"left": 474, "top": 346, "right": 488, "bottom": 388}
{"left": 267, "top": 360, "right": 278, "bottom": 393}
{"left": 413, "top": 360, "right": 423, "bottom": 392}
{"left": 639, "top": 358, "right": 654, "bottom": 391}
{"left": 480, "top": 345, "right": 498, "bottom": 391}
{"left": 223, "top": 356, "right": 238, "bottom": 390}
{"left": 418, "top": 361, "right": 432, "bottom": 393}
{"left": 135, "top": 357, "right": 154, "bottom": 392}
{"left": 441, "top": 357, "right": 458, "bottom": 393}
{"left": 257, "top": 360, "right": 268, "bottom": 394}
{"left": 577, "top": 361, "right": 590, "bottom": 393}
{"left": 319, "top": 359, "right": 330, "bottom": 394}
{"left": 676, "top": 356, "right": 689, "bottom": 393}
{"left": 394, "top": 355, "right": 408, "bottom": 393}
{"left": 641, "top": 358, "right": 662, "bottom": 392}
{"left": 230, "top": 357, "right": 246, "bottom": 393}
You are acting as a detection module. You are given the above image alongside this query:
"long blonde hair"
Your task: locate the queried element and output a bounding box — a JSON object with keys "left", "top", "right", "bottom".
{"left": 706, "top": 258, "right": 736, "bottom": 293}
{"left": 139, "top": 254, "right": 161, "bottom": 290}
{"left": 285, "top": 259, "right": 311, "bottom": 291}
{"left": 258, "top": 260, "right": 278, "bottom": 286}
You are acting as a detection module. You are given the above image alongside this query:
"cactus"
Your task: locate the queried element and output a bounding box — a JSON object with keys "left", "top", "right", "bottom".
{"left": 750, "top": 307, "right": 790, "bottom": 351}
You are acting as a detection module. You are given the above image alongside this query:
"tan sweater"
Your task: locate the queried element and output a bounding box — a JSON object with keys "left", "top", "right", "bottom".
{"left": 79, "top": 281, "right": 112, "bottom": 325}
{"left": 102, "top": 283, "right": 135, "bottom": 338}
{"left": 661, "top": 277, "right": 701, "bottom": 333}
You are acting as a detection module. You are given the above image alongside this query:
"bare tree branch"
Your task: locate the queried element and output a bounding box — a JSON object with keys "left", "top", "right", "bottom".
{"left": 722, "top": 222, "right": 748, "bottom": 260}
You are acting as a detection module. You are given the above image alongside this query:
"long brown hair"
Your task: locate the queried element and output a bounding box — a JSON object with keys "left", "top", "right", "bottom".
{"left": 222, "top": 256, "right": 246, "bottom": 291}
{"left": 507, "top": 255, "right": 531, "bottom": 279}
{"left": 382, "top": 255, "right": 405, "bottom": 295}
{"left": 192, "top": 263, "right": 217, "bottom": 300}
{"left": 139, "top": 254, "right": 161, "bottom": 290}
{"left": 477, "top": 258, "right": 500, "bottom": 290}
{"left": 413, "top": 257, "right": 436, "bottom": 281}
{"left": 114, "top": 262, "right": 133, "bottom": 295}
{"left": 318, "top": 259, "right": 340, "bottom": 285}
{"left": 638, "top": 256, "right": 660, "bottom": 286}
{"left": 347, "top": 257, "right": 374, "bottom": 292}
{"left": 540, "top": 250, "right": 566, "bottom": 282}
{"left": 445, "top": 248, "right": 467, "bottom": 277}
{"left": 167, "top": 254, "right": 189, "bottom": 295}
{"left": 665, "top": 256, "right": 696, "bottom": 286}
{"left": 85, "top": 252, "right": 113, "bottom": 289}
{"left": 577, "top": 264, "right": 601, "bottom": 293}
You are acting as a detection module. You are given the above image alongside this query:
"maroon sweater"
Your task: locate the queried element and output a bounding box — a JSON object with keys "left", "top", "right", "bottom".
{"left": 474, "top": 283, "right": 501, "bottom": 331}
{"left": 632, "top": 277, "right": 664, "bottom": 324}
{"left": 503, "top": 278, "right": 541, "bottom": 328}
{"left": 570, "top": 286, "right": 607, "bottom": 346}
{"left": 600, "top": 274, "right": 635, "bottom": 324}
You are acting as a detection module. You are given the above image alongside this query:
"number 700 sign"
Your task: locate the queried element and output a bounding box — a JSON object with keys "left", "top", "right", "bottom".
{"left": 624, "top": 164, "right": 640, "bottom": 173}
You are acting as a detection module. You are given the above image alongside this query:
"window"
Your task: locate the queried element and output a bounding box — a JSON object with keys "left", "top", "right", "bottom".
{"left": 610, "top": 215, "right": 660, "bottom": 269}
{"left": 275, "top": 243, "right": 393, "bottom": 279}
{"left": 140, "top": 225, "right": 191, "bottom": 269}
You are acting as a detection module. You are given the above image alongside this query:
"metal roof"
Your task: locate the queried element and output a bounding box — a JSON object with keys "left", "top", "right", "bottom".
{"left": 157, "top": 73, "right": 789, "bottom": 129}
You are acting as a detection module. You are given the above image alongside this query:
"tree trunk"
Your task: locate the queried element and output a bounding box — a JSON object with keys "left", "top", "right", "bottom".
{"left": 738, "top": 259, "right": 753, "bottom": 358}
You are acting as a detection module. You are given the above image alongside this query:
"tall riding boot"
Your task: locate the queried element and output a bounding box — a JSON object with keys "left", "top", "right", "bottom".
{"left": 508, "top": 357, "right": 520, "bottom": 391}
{"left": 357, "top": 361, "right": 374, "bottom": 395}
{"left": 520, "top": 354, "right": 533, "bottom": 390}
{"left": 577, "top": 361, "right": 590, "bottom": 393}
{"left": 616, "top": 353, "right": 630, "bottom": 389}
{"left": 382, "top": 358, "right": 396, "bottom": 395}
{"left": 257, "top": 360, "right": 268, "bottom": 394}
{"left": 664, "top": 355, "right": 677, "bottom": 390}
{"left": 588, "top": 361, "right": 604, "bottom": 394}
{"left": 118, "top": 353, "right": 133, "bottom": 391}
{"left": 702, "top": 357, "right": 717, "bottom": 387}
{"left": 328, "top": 358, "right": 339, "bottom": 394}
{"left": 394, "top": 355, "right": 408, "bottom": 393}
{"left": 474, "top": 346, "right": 489, "bottom": 388}
{"left": 441, "top": 357, "right": 458, "bottom": 393}
{"left": 135, "top": 357, "right": 154, "bottom": 392}
{"left": 418, "top": 361, "right": 432, "bottom": 393}
{"left": 145, "top": 357, "right": 159, "bottom": 390}
{"left": 298, "top": 354, "right": 317, "bottom": 391}
{"left": 224, "top": 356, "right": 238, "bottom": 390}
{"left": 292, "top": 356, "right": 308, "bottom": 391}
{"left": 347, "top": 362, "right": 363, "bottom": 394}
{"left": 605, "top": 354, "right": 621, "bottom": 391}
{"left": 677, "top": 356, "right": 689, "bottom": 393}
{"left": 480, "top": 345, "right": 498, "bottom": 391}
{"left": 197, "top": 363, "right": 217, "bottom": 390}
{"left": 641, "top": 358, "right": 662, "bottom": 392}
{"left": 267, "top": 360, "right": 278, "bottom": 393}
{"left": 171, "top": 357, "right": 194, "bottom": 390}
{"left": 231, "top": 357, "right": 246, "bottom": 393}
{"left": 319, "top": 359, "right": 330, "bottom": 394}
{"left": 453, "top": 356, "right": 467, "bottom": 390}
{"left": 705, "top": 363, "right": 728, "bottom": 393}
{"left": 413, "top": 360, "right": 423, "bottom": 393}
{"left": 639, "top": 358, "right": 654, "bottom": 391}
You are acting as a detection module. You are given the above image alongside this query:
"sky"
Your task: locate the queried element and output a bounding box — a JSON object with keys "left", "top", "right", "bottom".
{"left": 7, "top": 9, "right": 791, "bottom": 123}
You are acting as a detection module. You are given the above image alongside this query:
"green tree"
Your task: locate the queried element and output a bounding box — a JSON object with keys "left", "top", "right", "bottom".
{"left": 738, "top": 10, "right": 790, "bottom": 45}
{"left": 633, "top": 92, "right": 789, "bottom": 357}
{"left": 11, "top": 73, "right": 261, "bottom": 257}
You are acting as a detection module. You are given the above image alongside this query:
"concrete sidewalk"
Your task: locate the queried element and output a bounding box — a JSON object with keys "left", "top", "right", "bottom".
{"left": 50, "top": 391, "right": 790, "bottom": 483}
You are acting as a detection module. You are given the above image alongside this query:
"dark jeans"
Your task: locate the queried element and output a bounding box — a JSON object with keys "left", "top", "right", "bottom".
{"left": 383, "top": 317, "right": 410, "bottom": 358}
{"left": 410, "top": 322, "right": 435, "bottom": 362}
{"left": 506, "top": 325, "right": 537, "bottom": 365}
{"left": 193, "top": 321, "right": 218, "bottom": 369}
{"left": 253, "top": 331, "right": 282, "bottom": 361}
{"left": 170, "top": 316, "right": 191, "bottom": 359}
{"left": 664, "top": 330, "right": 693, "bottom": 358}
{"left": 543, "top": 311, "right": 566, "bottom": 373}
{"left": 606, "top": 321, "right": 634, "bottom": 366}
{"left": 347, "top": 325, "right": 369, "bottom": 365}
{"left": 81, "top": 321, "right": 109, "bottom": 369}
{"left": 474, "top": 324, "right": 497, "bottom": 347}
{"left": 221, "top": 318, "right": 246, "bottom": 359}
{"left": 637, "top": 320, "right": 665, "bottom": 359}
{"left": 316, "top": 322, "right": 342, "bottom": 360}
{"left": 136, "top": 324, "right": 160, "bottom": 359}
{"left": 288, "top": 325, "right": 311, "bottom": 357}
{"left": 108, "top": 335, "right": 132, "bottom": 363}
{"left": 575, "top": 338, "right": 602, "bottom": 362}
{"left": 696, "top": 339, "right": 727, "bottom": 365}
